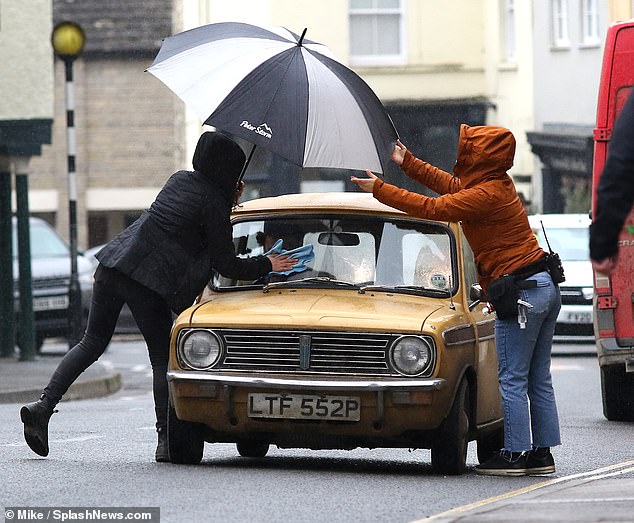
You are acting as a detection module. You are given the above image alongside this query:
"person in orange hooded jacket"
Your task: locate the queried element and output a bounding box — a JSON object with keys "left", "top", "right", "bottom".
{"left": 352, "top": 124, "right": 562, "bottom": 476}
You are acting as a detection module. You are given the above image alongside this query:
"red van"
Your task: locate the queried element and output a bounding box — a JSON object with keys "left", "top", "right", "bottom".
{"left": 591, "top": 19, "right": 634, "bottom": 421}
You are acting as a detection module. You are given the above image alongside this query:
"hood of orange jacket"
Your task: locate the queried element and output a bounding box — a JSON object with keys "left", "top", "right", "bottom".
{"left": 453, "top": 124, "right": 516, "bottom": 188}
{"left": 372, "top": 123, "right": 545, "bottom": 290}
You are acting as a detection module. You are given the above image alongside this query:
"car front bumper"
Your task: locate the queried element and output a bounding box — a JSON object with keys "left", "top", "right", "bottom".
{"left": 555, "top": 304, "right": 594, "bottom": 341}
{"left": 167, "top": 370, "right": 450, "bottom": 445}
{"left": 167, "top": 370, "right": 446, "bottom": 391}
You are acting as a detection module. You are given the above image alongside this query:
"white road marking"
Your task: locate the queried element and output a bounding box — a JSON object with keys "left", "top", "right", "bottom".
{"left": 131, "top": 364, "right": 147, "bottom": 372}
{"left": 417, "top": 460, "right": 634, "bottom": 522}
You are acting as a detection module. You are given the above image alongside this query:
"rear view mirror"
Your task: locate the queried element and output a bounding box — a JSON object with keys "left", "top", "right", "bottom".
{"left": 318, "top": 232, "right": 360, "bottom": 246}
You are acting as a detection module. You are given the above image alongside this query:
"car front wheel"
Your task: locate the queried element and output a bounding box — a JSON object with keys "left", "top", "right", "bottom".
{"left": 16, "top": 331, "right": 45, "bottom": 354}
{"left": 167, "top": 404, "right": 205, "bottom": 464}
{"left": 431, "top": 378, "right": 470, "bottom": 475}
{"left": 237, "top": 441, "right": 269, "bottom": 458}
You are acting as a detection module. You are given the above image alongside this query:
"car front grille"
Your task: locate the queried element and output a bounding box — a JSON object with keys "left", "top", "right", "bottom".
{"left": 14, "top": 277, "right": 69, "bottom": 294}
{"left": 555, "top": 323, "right": 595, "bottom": 337}
{"left": 559, "top": 287, "right": 592, "bottom": 306}
{"left": 216, "top": 329, "right": 404, "bottom": 377}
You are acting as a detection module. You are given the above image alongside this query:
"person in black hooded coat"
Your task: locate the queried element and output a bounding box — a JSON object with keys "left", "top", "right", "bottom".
{"left": 20, "top": 132, "right": 295, "bottom": 462}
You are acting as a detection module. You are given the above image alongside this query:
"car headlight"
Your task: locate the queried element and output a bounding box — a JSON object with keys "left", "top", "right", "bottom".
{"left": 582, "top": 287, "right": 594, "bottom": 300}
{"left": 78, "top": 269, "right": 94, "bottom": 289}
{"left": 389, "top": 335, "right": 433, "bottom": 376}
{"left": 179, "top": 330, "right": 223, "bottom": 370}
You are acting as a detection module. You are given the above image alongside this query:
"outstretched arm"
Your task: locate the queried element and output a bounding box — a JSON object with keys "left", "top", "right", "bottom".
{"left": 590, "top": 93, "right": 634, "bottom": 272}
{"left": 392, "top": 140, "right": 460, "bottom": 195}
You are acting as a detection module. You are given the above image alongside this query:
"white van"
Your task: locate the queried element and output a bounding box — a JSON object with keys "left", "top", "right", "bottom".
{"left": 528, "top": 214, "right": 593, "bottom": 342}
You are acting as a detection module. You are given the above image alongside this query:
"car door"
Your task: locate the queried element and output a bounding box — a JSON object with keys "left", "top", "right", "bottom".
{"left": 460, "top": 230, "right": 501, "bottom": 424}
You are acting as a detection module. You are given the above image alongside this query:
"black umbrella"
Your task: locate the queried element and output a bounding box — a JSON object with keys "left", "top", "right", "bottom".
{"left": 147, "top": 22, "right": 398, "bottom": 176}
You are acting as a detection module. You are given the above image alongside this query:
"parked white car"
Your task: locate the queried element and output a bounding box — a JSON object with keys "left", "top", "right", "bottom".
{"left": 528, "top": 214, "right": 593, "bottom": 342}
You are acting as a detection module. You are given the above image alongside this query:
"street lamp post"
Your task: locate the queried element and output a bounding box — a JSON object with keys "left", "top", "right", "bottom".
{"left": 51, "top": 21, "right": 86, "bottom": 349}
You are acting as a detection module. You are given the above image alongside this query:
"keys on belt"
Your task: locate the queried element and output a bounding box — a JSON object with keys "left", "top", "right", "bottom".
{"left": 517, "top": 299, "right": 533, "bottom": 329}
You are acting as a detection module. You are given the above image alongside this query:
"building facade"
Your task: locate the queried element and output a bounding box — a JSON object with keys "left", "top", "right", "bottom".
{"left": 0, "top": 0, "right": 54, "bottom": 177}
{"left": 13, "top": 0, "right": 634, "bottom": 248}
{"left": 182, "top": 0, "right": 492, "bottom": 199}
{"left": 528, "top": 0, "right": 632, "bottom": 213}
{"left": 29, "top": 0, "right": 185, "bottom": 248}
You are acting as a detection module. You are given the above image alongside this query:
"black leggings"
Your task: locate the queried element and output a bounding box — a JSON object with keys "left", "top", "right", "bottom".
{"left": 44, "top": 265, "right": 173, "bottom": 430}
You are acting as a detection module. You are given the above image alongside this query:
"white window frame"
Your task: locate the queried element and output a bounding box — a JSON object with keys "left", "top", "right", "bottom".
{"left": 581, "top": 0, "right": 601, "bottom": 46}
{"left": 503, "top": 0, "right": 517, "bottom": 62}
{"left": 551, "top": 0, "right": 570, "bottom": 48}
{"left": 349, "top": 0, "right": 406, "bottom": 67}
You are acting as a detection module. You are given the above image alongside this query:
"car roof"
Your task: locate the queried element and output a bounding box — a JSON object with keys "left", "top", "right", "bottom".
{"left": 528, "top": 213, "right": 591, "bottom": 228}
{"left": 234, "top": 192, "right": 407, "bottom": 216}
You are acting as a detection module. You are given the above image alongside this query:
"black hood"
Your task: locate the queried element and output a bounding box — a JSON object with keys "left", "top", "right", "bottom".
{"left": 192, "top": 132, "right": 246, "bottom": 201}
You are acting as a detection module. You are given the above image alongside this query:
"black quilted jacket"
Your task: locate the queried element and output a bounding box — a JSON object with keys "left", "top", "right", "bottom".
{"left": 96, "top": 133, "right": 271, "bottom": 313}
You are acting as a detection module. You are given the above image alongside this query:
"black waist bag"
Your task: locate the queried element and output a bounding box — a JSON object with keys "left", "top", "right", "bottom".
{"left": 486, "top": 275, "right": 537, "bottom": 320}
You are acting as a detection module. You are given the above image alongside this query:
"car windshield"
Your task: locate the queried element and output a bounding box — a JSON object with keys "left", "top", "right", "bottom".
{"left": 12, "top": 222, "right": 69, "bottom": 259}
{"left": 213, "top": 215, "right": 456, "bottom": 295}
{"left": 535, "top": 227, "right": 589, "bottom": 261}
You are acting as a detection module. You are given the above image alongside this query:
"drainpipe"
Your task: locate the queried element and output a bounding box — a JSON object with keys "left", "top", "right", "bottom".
{"left": 0, "top": 153, "right": 14, "bottom": 357}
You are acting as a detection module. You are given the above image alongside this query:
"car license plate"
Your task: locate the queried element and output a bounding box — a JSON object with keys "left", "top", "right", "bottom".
{"left": 565, "top": 311, "right": 592, "bottom": 324}
{"left": 33, "top": 295, "right": 69, "bottom": 312}
{"left": 247, "top": 393, "right": 361, "bottom": 421}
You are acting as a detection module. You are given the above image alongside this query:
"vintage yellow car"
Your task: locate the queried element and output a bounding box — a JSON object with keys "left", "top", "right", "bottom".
{"left": 166, "top": 192, "right": 502, "bottom": 474}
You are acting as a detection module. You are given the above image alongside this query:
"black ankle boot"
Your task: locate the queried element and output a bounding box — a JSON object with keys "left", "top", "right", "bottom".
{"left": 155, "top": 427, "right": 169, "bottom": 462}
{"left": 20, "top": 395, "right": 56, "bottom": 457}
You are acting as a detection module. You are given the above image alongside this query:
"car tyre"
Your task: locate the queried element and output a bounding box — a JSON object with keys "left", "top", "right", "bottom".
{"left": 431, "top": 379, "right": 470, "bottom": 475}
{"left": 17, "top": 331, "right": 45, "bottom": 354}
{"left": 476, "top": 426, "right": 504, "bottom": 464}
{"left": 601, "top": 365, "right": 634, "bottom": 421}
{"left": 167, "top": 404, "right": 205, "bottom": 464}
{"left": 236, "top": 441, "right": 269, "bottom": 458}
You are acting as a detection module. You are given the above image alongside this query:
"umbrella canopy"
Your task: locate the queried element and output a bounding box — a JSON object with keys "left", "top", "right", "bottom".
{"left": 147, "top": 22, "right": 398, "bottom": 173}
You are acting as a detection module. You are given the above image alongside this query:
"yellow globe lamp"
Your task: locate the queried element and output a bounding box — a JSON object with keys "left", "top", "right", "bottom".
{"left": 51, "top": 21, "right": 86, "bottom": 59}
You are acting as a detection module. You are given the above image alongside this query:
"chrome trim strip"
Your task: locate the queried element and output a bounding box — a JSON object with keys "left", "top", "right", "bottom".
{"left": 476, "top": 319, "right": 496, "bottom": 341}
{"left": 442, "top": 323, "right": 476, "bottom": 347}
{"left": 167, "top": 371, "right": 446, "bottom": 391}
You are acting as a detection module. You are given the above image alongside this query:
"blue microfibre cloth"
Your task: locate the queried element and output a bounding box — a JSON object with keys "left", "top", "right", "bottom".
{"left": 264, "top": 239, "right": 315, "bottom": 276}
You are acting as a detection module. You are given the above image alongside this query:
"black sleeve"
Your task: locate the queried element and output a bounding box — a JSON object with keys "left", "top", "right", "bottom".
{"left": 206, "top": 205, "right": 272, "bottom": 279}
{"left": 590, "top": 93, "right": 634, "bottom": 261}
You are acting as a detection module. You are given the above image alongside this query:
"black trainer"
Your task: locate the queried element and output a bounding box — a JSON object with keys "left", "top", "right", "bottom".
{"left": 155, "top": 427, "right": 169, "bottom": 462}
{"left": 475, "top": 450, "right": 527, "bottom": 476}
{"left": 525, "top": 447, "right": 555, "bottom": 475}
{"left": 20, "top": 395, "right": 57, "bottom": 457}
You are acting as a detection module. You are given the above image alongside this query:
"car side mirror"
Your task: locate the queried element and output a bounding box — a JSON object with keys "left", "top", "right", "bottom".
{"left": 470, "top": 283, "right": 484, "bottom": 303}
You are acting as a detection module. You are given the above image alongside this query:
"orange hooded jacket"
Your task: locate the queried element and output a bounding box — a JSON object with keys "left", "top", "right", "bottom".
{"left": 373, "top": 124, "right": 545, "bottom": 290}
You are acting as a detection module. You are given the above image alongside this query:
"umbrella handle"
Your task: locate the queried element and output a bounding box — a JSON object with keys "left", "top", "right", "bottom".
{"left": 236, "top": 143, "right": 256, "bottom": 188}
{"left": 297, "top": 28, "right": 307, "bottom": 46}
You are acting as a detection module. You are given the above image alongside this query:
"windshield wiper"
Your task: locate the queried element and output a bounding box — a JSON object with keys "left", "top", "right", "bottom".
{"left": 358, "top": 284, "right": 451, "bottom": 298}
{"left": 263, "top": 277, "right": 358, "bottom": 293}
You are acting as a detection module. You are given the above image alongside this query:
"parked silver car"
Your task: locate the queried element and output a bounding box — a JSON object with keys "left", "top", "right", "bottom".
{"left": 83, "top": 244, "right": 139, "bottom": 334}
{"left": 12, "top": 217, "right": 93, "bottom": 352}
{"left": 528, "top": 214, "right": 593, "bottom": 342}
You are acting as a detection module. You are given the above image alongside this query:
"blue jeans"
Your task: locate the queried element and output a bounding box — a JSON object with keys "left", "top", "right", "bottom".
{"left": 494, "top": 271, "right": 562, "bottom": 452}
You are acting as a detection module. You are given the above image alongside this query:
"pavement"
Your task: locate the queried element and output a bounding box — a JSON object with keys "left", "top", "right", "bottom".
{"left": 0, "top": 339, "right": 121, "bottom": 405}
{"left": 1, "top": 337, "right": 633, "bottom": 522}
